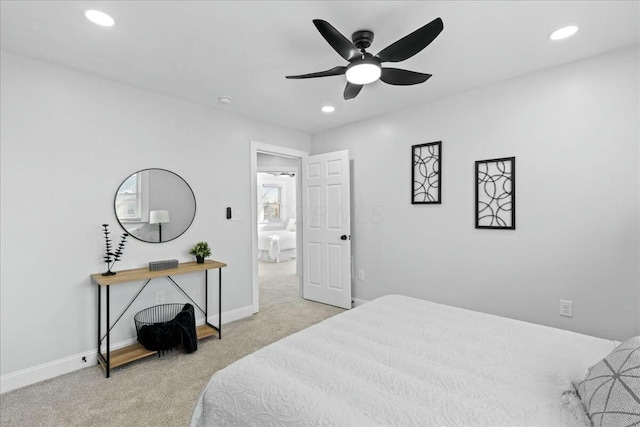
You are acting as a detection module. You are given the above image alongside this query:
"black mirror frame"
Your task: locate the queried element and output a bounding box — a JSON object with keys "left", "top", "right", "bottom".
{"left": 113, "top": 168, "right": 197, "bottom": 244}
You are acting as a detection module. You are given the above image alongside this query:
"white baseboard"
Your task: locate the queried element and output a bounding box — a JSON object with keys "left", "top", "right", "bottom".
{"left": 0, "top": 304, "right": 253, "bottom": 394}
{"left": 352, "top": 298, "right": 369, "bottom": 307}
{"left": 206, "top": 304, "right": 253, "bottom": 327}
{"left": 0, "top": 349, "right": 99, "bottom": 395}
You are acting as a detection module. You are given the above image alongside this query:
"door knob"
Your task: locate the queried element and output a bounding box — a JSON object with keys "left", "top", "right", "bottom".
{"left": 340, "top": 235, "right": 348, "bottom": 240}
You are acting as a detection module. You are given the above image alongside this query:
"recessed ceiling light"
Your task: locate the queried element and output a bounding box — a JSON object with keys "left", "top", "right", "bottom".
{"left": 549, "top": 25, "right": 578, "bottom": 41}
{"left": 321, "top": 106, "right": 335, "bottom": 113}
{"left": 84, "top": 10, "right": 115, "bottom": 27}
{"left": 218, "top": 96, "right": 232, "bottom": 105}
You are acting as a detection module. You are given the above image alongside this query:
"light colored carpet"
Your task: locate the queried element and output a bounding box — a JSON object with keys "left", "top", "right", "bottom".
{"left": 0, "top": 261, "right": 344, "bottom": 426}
{"left": 258, "top": 259, "right": 299, "bottom": 307}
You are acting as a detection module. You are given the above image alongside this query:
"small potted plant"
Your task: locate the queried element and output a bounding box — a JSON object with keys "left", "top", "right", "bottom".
{"left": 188, "top": 241, "right": 211, "bottom": 264}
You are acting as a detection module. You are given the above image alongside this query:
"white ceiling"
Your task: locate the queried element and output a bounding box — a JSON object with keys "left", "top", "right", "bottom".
{"left": 1, "top": 1, "right": 638, "bottom": 134}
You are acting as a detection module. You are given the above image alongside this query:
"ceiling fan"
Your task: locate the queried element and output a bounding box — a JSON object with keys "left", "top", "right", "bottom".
{"left": 286, "top": 18, "right": 444, "bottom": 100}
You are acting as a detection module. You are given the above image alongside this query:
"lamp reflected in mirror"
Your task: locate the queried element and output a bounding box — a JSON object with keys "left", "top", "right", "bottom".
{"left": 114, "top": 169, "right": 195, "bottom": 243}
{"left": 149, "top": 210, "right": 170, "bottom": 242}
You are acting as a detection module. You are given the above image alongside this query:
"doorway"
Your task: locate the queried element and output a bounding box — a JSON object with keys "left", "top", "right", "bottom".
{"left": 250, "top": 142, "right": 307, "bottom": 314}
{"left": 250, "top": 142, "right": 352, "bottom": 313}
{"left": 256, "top": 166, "right": 299, "bottom": 307}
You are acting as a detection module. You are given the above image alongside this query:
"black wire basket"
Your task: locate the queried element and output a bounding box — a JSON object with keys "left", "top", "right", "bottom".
{"left": 134, "top": 303, "right": 185, "bottom": 351}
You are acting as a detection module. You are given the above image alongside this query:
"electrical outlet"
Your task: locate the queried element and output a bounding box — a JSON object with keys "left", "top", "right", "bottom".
{"left": 560, "top": 300, "right": 573, "bottom": 317}
{"left": 358, "top": 269, "right": 365, "bottom": 281}
{"left": 156, "top": 291, "right": 165, "bottom": 304}
{"left": 231, "top": 210, "right": 241, "bottom": 222}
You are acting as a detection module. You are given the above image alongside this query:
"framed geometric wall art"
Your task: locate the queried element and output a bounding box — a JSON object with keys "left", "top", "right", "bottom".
{"left": 475, "top": 156, "right": 515, "bottom": 229}
{"left": 412, "top": 141, "right": 441, "bottom": 204}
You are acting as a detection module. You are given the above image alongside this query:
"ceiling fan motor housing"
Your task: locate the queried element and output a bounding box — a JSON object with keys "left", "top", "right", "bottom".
{"left": 352, "top": 30, "right": 374, "bottom": 50}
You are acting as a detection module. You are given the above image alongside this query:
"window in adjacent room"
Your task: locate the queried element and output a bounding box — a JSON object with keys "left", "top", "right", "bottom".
{"left": 262, "top": 184, "right": 282, "bottom": 221}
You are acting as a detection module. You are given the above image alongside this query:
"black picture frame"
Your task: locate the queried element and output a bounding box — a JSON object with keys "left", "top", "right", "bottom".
{"left": 412, "top": 141, "right": 441, "bottom": 204}
{"left": 475, "top": 157, "right": 516, "bottom": 229}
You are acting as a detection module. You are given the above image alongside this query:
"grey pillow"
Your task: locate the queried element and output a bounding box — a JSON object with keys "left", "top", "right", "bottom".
{"left": 576, "top": 335, "right": 640, "bottom": 427}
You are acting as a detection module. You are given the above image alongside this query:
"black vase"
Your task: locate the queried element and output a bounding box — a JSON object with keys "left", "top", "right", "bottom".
{"left": 196, "top": 256, "right": 205, "bottom": 264}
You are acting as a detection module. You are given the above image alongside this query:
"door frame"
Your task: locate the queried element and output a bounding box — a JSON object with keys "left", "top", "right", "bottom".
{"left": 250, "top": 141, "right": 308, "bottom": 314}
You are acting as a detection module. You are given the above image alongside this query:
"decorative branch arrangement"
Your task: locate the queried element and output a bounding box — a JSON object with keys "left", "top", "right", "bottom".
{"left": 102, "top": 224, "right": 129, "bottom": 276}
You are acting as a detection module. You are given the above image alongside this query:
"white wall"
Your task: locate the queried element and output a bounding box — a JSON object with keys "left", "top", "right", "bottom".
{"left": 311, "top": 47, "right": 640, "bottom": 341}
{"left": 257, "top": 152, "right": 299, "bottom": 169}
{"left": 0, "top": 51, "right": 310, "bottom": 378}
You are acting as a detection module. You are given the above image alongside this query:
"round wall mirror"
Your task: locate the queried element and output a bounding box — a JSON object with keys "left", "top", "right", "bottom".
{"left": 114, "top": 168, "right": 196, "bottom": 243}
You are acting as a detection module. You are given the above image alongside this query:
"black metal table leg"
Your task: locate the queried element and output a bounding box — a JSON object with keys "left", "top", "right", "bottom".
{"left": 205, "top": 270, "right": 208, "bottom": 326}
{"left": 219, "top": 268, "right": 222, "bottom": 339}
{"left": 106, "top": 286, "right": 110, "bottom": 378}
{"left": 97, "top": 283, "right": 101, "bottom": 365}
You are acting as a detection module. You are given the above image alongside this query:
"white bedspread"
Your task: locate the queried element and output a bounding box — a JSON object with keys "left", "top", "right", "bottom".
{"left": 190, "top": 295, "right": 615, "bottom": 426}
{"left": 257, "top": 229, "right": 296, "bottom": 262}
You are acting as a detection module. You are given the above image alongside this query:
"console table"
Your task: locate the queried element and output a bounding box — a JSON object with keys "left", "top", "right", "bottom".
{"left": 90, "top": 260, "right": 226, "bottom": 378}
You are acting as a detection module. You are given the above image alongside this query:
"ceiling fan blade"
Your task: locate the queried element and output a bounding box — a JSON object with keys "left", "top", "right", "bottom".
{"left": 376, "top": 18, "right": 443, "bottom": 63}
{"left": 313, "top": 19, "right": 360, "bottom": 62}
{"left": 286, "top": 66, "right": 347, "bottom": 79}
{"left": 344, "top": 82, "right": 363, "bottom": 100}
{"left": 380, "top": 68, "right": 432, "bottom": 86}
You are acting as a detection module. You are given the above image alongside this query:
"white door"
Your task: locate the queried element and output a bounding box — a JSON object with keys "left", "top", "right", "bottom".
{"left": 302, "top": 150, "right": 351, "bottom": 309}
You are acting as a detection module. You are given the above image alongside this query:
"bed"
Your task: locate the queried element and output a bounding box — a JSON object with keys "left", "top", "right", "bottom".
{"left": 257, "top": 224, "right": 296, "bottom": 263}
{"left": 190, "top": 295, "right": 637, "bottom": 426}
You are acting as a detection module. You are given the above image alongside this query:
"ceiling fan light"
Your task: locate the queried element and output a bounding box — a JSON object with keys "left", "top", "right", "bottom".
{"left": 346, "top": 62, "right": 381, "bottom": 85}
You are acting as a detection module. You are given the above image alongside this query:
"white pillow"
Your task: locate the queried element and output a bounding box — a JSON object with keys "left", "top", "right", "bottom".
{"left": 286, "top": 218, "right": 296, "bottom": 231}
